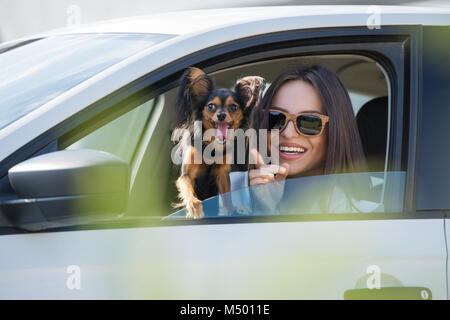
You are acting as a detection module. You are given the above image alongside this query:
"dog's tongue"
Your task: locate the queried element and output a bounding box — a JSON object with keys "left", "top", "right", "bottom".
{"left": 216, "top": 123, "right": 228, "bottom": 140}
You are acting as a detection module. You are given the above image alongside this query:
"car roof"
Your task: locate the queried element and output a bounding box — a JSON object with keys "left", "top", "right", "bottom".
{"left": 5, "top": 5, "right": 450, "bottom": 43}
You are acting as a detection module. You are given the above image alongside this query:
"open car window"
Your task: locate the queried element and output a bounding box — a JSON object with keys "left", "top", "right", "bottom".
{"left": 162, "top": 54, "right": 400, "bottom": 220}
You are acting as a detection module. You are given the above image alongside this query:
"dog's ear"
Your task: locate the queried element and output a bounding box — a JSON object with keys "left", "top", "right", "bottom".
{"left": 176, "top": 67, "right": 214, "bottom": 126}
{"left": 234, "top": 76, "right": 266, "bottom": 114}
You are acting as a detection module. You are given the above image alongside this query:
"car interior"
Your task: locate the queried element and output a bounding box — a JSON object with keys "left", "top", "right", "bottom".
{"left": 67, "top": 54, "right": 390, "bottom": 219}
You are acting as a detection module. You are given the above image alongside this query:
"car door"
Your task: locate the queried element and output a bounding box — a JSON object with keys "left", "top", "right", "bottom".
{"left": 0, "top": 25, "right": 447, "bottom": 300}
{"left": 154, "top": 26, "right": 446, "bottom": 300}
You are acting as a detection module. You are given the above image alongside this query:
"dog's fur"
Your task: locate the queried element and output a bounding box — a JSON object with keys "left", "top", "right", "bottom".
{"left": 173, "top": 67, "right": 266, "bottom": 218}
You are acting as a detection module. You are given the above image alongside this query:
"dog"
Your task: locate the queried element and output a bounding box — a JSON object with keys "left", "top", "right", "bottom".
{"left": 173, "top": 67, "right": 266, "bottom": 219}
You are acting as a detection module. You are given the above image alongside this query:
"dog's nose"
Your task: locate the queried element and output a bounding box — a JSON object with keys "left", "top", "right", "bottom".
{"left": 217, "top": 112, "right": 226, "bottom": 122}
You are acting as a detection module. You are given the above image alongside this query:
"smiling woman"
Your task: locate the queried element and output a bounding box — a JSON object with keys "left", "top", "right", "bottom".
{"left": 252, "top": 65, "right": 367, "bottom": 178}
{"left": 229, "top": 65, "right": 372, "bottom": 215}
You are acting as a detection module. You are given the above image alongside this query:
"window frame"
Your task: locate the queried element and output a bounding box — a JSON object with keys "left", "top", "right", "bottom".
{"left": 415, "top": 26, "right": 450, "bottom": 211}
{"left": 0, "top": 25, "right": 427, "bottom": 234}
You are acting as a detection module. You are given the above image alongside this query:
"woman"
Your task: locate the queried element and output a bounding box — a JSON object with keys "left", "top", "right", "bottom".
{"left": 229, "top": 65, "right": 375, "bottom": 215}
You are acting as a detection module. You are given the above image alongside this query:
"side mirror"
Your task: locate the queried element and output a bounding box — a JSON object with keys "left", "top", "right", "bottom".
{"left": 3, "top": 149, "right": 129, "bottom": 231}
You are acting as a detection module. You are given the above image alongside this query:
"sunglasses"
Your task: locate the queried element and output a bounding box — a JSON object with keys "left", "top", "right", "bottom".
{"left": 268, "top": 108, "right": 329, "bottom": 136}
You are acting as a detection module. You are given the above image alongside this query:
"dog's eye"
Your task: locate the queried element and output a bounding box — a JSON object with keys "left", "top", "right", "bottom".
{"left": 228, "top": 104, "right": 238, "bottom": 112}
{"left": 207, "top": 104, "right": 216, "bottom": 112}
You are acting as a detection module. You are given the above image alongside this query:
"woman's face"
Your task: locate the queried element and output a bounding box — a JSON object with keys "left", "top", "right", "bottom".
{"left": 270, "top": 80, "right": 328, "bottom": 178}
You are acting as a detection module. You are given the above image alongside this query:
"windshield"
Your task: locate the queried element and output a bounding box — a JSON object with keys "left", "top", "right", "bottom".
{"left": 0, "top": 33, "right": 174, "bottom": 130}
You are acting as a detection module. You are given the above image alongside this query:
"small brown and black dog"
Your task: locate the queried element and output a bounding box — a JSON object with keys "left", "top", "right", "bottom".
{"left": 173, "top": 67, "right": 266, "bottom": 219}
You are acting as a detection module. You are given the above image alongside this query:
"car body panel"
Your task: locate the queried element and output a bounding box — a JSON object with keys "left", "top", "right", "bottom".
{"left": 3, "top": 6, "right": 450, "bottom": 41}
{"left": 0, "top": 219, "right": 446, "bottom": 299}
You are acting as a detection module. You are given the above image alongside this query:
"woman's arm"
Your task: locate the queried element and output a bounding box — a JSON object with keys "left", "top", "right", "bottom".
{"left": 228, "top": 171, "right": 253, "bottom": 215}
{"left": 229, "top": 170, "right": 281, "bottom": 216}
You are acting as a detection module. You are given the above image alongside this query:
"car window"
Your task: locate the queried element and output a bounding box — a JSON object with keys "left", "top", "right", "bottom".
{"left": 161, "top": 54, "right": 405, "bottom": 219}
{"left": 0, "top": 33, "right": 174, "bottom": 131}
{"left": 166, "top": 172, "right": 406, "bottom": 219}
{"left": 67, "top": 98, "right": 156, "bottom": 164}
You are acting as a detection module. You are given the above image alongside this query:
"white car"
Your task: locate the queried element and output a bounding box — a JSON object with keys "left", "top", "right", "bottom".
{"left": 0, "top": 6, "right": 449, "bottom": 299}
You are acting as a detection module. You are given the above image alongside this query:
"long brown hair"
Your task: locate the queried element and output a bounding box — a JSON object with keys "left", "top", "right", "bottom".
{"left": 251, "top": 65, "right": 367, "bottom": 174}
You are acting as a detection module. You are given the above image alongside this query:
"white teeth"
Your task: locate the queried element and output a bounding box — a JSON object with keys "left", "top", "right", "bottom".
{"left": 279, "top": 146, "right": 305, "bottom": 153}
{"left": 216, "top": 137, "right": 226, "bottom": 144}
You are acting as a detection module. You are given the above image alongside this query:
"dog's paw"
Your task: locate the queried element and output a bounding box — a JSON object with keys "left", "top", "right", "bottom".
{"left": 186, "top": 198, "right": 204, "bottom": 219}
{"left": 234, "top": 76, "right": 267, "bottom": 109}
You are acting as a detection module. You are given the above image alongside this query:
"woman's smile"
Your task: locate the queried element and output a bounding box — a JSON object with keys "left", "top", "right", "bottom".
{"left": 279, "top": 142, "right": 307, "bottom": 160}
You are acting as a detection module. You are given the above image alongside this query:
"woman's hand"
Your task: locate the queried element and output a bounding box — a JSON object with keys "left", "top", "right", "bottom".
{"left": 248, "top": 149, "right": 289, "bottom": 214}
{"left": 249, "top": 149, "right": 289, "bottom": 185}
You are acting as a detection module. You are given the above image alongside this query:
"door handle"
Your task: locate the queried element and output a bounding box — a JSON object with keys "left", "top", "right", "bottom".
{"left": 344, "top": 287, "right": 432, "bottom": 300}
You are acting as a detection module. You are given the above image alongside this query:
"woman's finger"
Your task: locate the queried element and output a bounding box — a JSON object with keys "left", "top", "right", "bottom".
{"left": 274, "top": 163, "right": 289, "bottom": 181}
{"left": 249, "top": 166, "right": 283, "bottom": 180}
{"left": 248, "top": 169, "right": 275, "bottom": 186}
{"left": 261, "top": 164, "right": 287, "bottom": 176}
{"left": 250, "top": 148, "right": 266, "bottom": 169}
{"left": 249, "top": 177, "right": 270, "bottom": 186}
{"left": 248, "top": 171, "right": 274, "bottom": 181}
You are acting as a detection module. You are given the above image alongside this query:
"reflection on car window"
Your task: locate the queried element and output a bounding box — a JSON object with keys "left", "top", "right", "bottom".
{"left": 0, "top": 33, "right": 173, "bottom": 130}
{"left": 67, "top": 98, "right": 156, "bottom": 163}
{"left": 166, "top": 172, "right": 405, "bottom": 219}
